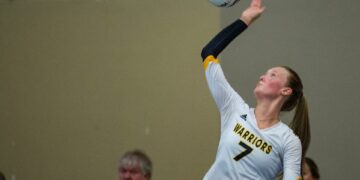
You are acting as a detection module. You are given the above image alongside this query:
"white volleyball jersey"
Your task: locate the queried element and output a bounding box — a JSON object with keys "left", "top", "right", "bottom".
{"left": 203, "top": 56, "right": 302, "bottom": 180}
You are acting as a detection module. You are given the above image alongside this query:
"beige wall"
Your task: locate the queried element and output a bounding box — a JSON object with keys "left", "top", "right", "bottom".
{"left": 0, "top": 0, "right": 221, "bottom": 179}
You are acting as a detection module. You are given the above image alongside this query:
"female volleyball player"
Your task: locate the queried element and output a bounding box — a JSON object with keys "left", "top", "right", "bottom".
{"left": 201, "top": 0, "right": 310, "bottom": 179}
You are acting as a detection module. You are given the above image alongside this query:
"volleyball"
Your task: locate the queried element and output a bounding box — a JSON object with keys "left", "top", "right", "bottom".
{"left": 209, "top": 0, "right": 240, "bottom": 7}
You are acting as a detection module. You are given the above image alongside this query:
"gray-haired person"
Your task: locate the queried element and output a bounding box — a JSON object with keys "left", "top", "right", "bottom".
{"left": 118, "top": 150, "right": 152, "bottom": 180}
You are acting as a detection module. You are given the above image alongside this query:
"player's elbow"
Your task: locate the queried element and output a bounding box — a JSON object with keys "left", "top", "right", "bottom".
{"left": 201, "top": 47, "right": 211, "bottom": 61}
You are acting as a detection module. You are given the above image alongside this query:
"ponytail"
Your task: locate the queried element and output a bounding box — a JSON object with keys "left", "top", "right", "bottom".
{"left": 290, "top": 95, "right": 311, "bottom": 157}
{"left": 280, "top": 66, "right": 311, "bottom": 157}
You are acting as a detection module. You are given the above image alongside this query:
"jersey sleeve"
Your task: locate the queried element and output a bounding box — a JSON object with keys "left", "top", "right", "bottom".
{"left": 282, "top": 134, "right": 302, "bottom": 180}
{"left": 201, "top": 19, "right": 249, "bottom": 127}
{"left": 204, "top": 55, "right": 247, "bottom": 117}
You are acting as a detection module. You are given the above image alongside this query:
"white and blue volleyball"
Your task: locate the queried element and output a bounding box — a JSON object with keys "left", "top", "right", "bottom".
{"left": 209, "top": 0, "right": 240, "bottom": 7}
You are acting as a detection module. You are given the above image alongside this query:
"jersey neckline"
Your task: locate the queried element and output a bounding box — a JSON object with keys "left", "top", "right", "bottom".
{"left": 249, "top": 108, "right": 283, "bottom": 132}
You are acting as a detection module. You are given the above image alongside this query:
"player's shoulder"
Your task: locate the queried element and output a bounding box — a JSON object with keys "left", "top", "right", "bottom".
{"left": 281, "top": 126, "right": 301, "bottom": 151}
{"left": 273, "top": 122, "right": 293, "bottom": 134}
{"left": 275, "top": 123, "right": 300, "bottom": 144}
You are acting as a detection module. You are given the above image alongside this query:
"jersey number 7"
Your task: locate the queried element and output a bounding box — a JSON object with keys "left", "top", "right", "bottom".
{"left": 233, "top": 141, "right": 253, "bottom": 161}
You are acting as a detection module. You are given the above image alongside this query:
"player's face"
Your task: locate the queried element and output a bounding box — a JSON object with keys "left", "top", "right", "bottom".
{"left": 254, "top": 67, "right": 290, "bottom": 99}
{"left": 302, "top": 162, "right": 316, "bottom": 180}
{"left": 119, "top": 166, "right": 149, "bottom": 180}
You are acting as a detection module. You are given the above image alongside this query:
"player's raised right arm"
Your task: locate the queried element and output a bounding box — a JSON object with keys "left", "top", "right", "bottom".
{"left": 201, "top": 0, "right": 265, "bottom": 61}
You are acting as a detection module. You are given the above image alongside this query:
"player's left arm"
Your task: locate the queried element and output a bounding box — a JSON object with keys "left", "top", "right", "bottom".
{"left": 282, "top": 136, "right": 302, "bottom": 180}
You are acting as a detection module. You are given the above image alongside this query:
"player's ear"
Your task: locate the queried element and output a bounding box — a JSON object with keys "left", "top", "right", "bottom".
{"left": 281, "top": 87, "right": 292, "bottom": 96}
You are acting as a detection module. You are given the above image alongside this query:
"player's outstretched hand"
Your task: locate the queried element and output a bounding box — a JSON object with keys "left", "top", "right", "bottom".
{"left": 240, "top": 0, "right": 265, "bottom": 25}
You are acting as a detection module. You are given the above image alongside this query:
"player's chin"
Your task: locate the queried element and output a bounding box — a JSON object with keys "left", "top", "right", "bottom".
{"left": 253, "top": 87, "right": 270, "bottom": 99}
{"left": 253, "top": 87, "right": 261, "bottom": 97}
